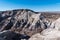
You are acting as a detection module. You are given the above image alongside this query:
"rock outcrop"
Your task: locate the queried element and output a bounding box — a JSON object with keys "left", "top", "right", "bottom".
{"left": 29, "top": 29, "right": 60, "bottom": 40}
{"left": 29, "top": 18, "right": 60, "bottom": 40}
{"left": 50, "top": 18, "right": 60, "bottom": 30}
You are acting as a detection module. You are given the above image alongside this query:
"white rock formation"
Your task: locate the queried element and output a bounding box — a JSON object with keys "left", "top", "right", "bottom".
{"left": 29, "top": 18, "right": 60, "bottom": 40}
{"left": 29, "top": 29, "right": 60, "bottom": 40}
{"left": 50, "top": 18, "right": 60, "bottom": 30}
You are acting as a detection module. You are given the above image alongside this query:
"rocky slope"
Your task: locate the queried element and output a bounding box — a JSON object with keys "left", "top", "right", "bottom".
{"left": 29, "top": 18, "right": 60, "bottom": 40}
{"left": 0, "top": 9, "right": 50, "bottom": 36}
{"left": 0, "top": 9, "right": 60, "bottom": 40}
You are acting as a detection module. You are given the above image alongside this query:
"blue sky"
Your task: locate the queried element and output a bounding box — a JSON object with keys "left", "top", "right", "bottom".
{"left": 0, "top": 0, "right": 60, "bottom": 12}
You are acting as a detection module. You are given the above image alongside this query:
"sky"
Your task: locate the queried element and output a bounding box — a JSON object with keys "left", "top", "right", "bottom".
{"left": 0, "top": 0, "right": 60, "bottom": 12}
